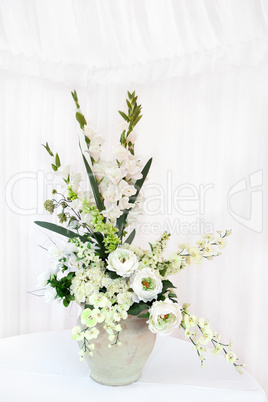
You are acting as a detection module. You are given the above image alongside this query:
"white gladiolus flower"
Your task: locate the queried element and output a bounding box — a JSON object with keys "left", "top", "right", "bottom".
{"left": 54, "top": 165, "right": 70, "bottom": 181}
{"left": 118, "top": 180, "right": 136, "bottom": 197}
{"left": 130, "top": 268, "right": 163, "bottom": 302}
{"left": 148, "top": 299, "right": 182, "bottom": 336}
{"left": 103, "top": 184, "right": 122, "bottom": 203}
{"left": 127, "top": 131, "right": 137, "bottom": 143}
{"left": 69, "top": 173, "right": 82, "bottom": 193}
{"left": 118, "top": 196, "right": 133, "bottom": 210}
{"left": 105, "top": 166, "right": 127, "bottom": 185}
{"left": 113, "top": 143, "right": 131, "bottom": 163}
{"left": 92, "top": 160, "right": 112, "bottom": 181}
{"left": 107, "top": 248, "right": 139, "bottom": 277}
{"left": 102, "top": 203, "right": 123, "bottom": 222}
{"left": 83, "top": 124, "right": 96, "bottom": 140}
{"left": 85, "top": 135, "right": 104, "bottom": 161}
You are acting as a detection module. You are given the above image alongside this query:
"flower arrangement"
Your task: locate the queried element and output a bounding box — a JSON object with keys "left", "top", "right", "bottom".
{"left": 36, "top": 91, "right": 244, "bottom": 373}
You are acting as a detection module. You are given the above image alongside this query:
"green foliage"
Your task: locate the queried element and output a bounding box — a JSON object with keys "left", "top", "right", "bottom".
{"left": 48, "top": 272, "right": 75, "bottom": 307}
{"left": 124, "top": 229, "right": 136, "bottom": 245}
{"left": 118, "top": 91, "right": 142, "bottom": 151}
{"left": 128, "top": 302, "right": 150, "bottom": 316}
{"left": 34, "top": 221, "right": 90, "bottom": 243}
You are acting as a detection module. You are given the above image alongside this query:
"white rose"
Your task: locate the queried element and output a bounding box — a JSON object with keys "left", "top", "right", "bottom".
{"left": 148, "top": 299, "right": 182, "bottom": 336}
{"left": 107, "top": 248, "right": 139, "bottom": 277}
{"left": 130, "top": 268, "right": 163, "bottom": 302}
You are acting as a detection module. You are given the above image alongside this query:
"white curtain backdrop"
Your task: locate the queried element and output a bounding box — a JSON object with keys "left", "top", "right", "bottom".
{"left": 1, "top": 0, "right": 268, "bottom": 396}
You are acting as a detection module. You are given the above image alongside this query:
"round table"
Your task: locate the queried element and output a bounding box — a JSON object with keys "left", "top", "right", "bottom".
{"left": 0, "top": 330, "right": 266, "bottom": 402}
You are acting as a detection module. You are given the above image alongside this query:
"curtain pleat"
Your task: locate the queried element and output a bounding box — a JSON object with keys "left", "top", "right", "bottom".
{"left": 1, "top": 0, "right": 268, "bottom": 86}
{"left": 1, "top": 0, "right": 268, "bottom": 396}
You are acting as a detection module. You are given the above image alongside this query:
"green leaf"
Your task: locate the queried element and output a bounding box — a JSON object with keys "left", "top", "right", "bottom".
{"left": 42, "top": 142, "right": 54, "bottom": 157}
{"left": 106, "top": 270, "right": 121, "bottom": 280}
{"left": 124, "top": 229, "right": 136, "bottom": 245}
{"left": 71, "top": 90, "right": 80, "bottom": 109}
{"left": 149, "top": 242, "right": 153, "bottom": 252}
{"left": 55, "top": 153, "right": 61, "bottom": 168}
{"left": 76, "top": 111, "right": 87, "bottom": 129}
{"left": 128, "top": 302, "right": 149, "bottom": 316}
{"left": 51, "top": 164, "right": 57, "bottom": 171}
{"left": 161, "top": 279, "right": 176, "bottom": 294}
{"left": 138, "top": 312, "right": 150, "bottom": 319}
{"left": 118, "top": 110, "right": 130, "bottom": 122}
{"left": 79, "top": 143, "right": 104, "bottom": 212}
{"left": 34, "top": 221, "right": 90, "bottom": 243}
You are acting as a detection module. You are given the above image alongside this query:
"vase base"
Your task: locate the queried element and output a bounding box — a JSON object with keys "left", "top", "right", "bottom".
{"left": 90, "top": 373, "right": 141, "bottom": 386}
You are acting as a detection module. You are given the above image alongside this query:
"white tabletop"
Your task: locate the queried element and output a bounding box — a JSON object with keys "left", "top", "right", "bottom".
{"left": 0, "top": 330, "right": 266, "bottom": 402}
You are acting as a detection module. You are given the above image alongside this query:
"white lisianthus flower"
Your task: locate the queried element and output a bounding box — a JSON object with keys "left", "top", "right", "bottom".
{"left": 63, "top": 243, "right": 78, "bottom": 256}
{"left": 103, "top": 184, "right": 122, "bottom": 203}
{"left": 107, "top": 248, "right": 139, "bottom": 277}
{"left": 48, "top": 244, "right": 64, "bottom": 260}
{"left": 67, "top": 254, "right": 82, "bottom": 272}
{"left": 148, "top": 299, "right": 182, "bottom": 336}
{"left": 130, "top": 268, "right": 163, "bottom": 302}
{"left": 113, "top": 143, "right": 131, "bottom": 163}
{"left": 44, "top": 286, "right": 57, "bottom": 303}
{"left": 37, "top": 271, "right": 51, "bottom": 288}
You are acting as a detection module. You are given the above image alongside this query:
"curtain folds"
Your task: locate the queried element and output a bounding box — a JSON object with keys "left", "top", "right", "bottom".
{"left": 1, "top": 0, "right": 268, "bottom": 397}
{"left": 1, "top": 0, "right": 268, "bottom": 86}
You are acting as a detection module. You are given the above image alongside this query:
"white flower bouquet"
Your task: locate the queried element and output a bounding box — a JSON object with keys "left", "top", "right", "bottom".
{"left": 36, "top": 91, "right": 244, "bottom": 373}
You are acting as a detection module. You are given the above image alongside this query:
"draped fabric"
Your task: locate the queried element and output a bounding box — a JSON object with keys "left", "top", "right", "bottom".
{"left": 1, "top": 0, "right": 268, "bottom": 397}
{"left": 1, "top": 0, "right": 268, "bottom": 86}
